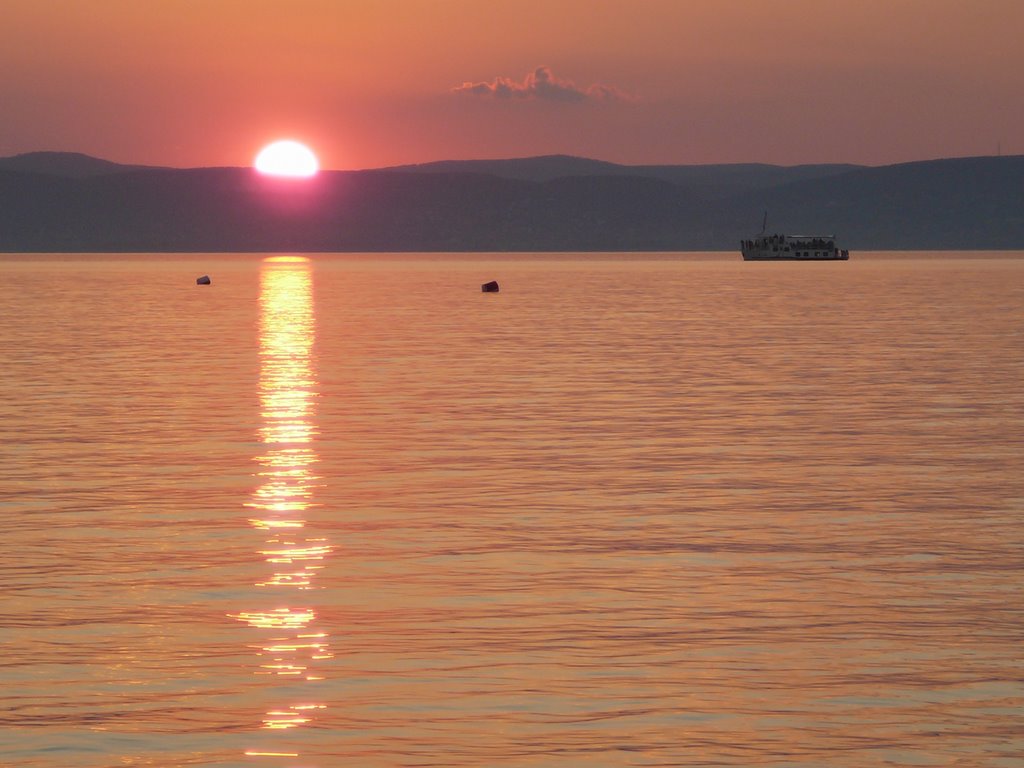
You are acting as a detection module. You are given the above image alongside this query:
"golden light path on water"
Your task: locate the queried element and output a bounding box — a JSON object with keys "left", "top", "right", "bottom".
{"left": 230, "top": 256, "right": 332, "bottom": 757}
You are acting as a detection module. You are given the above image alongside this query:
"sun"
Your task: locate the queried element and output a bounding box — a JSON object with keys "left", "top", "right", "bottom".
{"left": 254, "top": 140, "right": 319, "bottom": 178}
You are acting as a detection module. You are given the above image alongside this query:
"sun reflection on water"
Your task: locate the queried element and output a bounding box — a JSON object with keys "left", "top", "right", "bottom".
{"left": 230, "top": 256, "right": 333, "bottom": 756}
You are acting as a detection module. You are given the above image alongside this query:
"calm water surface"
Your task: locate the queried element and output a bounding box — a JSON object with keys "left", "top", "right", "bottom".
{"left": 1, "top": 253, "right": 1022, "bottom": 767}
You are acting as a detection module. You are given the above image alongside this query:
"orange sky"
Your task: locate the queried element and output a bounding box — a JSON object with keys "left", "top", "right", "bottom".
{"left": 2, "top": 0, "right": 1022, "bottom": 169}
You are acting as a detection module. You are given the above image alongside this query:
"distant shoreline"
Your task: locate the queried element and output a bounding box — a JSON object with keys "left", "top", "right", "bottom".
{"left": 4, "top": 251, "right": 1024, "bottom": 260}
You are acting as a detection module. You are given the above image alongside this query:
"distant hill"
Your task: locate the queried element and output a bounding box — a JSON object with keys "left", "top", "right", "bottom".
{"left": 0, "top": 153, "right": 1021, "bottom": 251}
{"left": 0, "top": 151, "right": 163, "bottom": 178}
{"left": 384, "top": 154, "right": 863, "bottom": 198}
{"left": 721, "top": 156, "right": 1024, "bottom": 249}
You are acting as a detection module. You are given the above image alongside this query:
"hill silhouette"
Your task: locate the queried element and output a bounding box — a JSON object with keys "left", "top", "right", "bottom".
{"left": 0, "top": 151, "right": 162, "bottom": 178}
{"left": 386, "top": 155, "right": 863, "bottom": 199}
{"left": 0, "top": 152, "right": 1021, "bottom": 251}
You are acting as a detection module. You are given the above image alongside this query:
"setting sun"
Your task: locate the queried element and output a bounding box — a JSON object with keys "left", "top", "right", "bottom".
{"left": 254, "top": 140, "right": 319, "bottom": 177}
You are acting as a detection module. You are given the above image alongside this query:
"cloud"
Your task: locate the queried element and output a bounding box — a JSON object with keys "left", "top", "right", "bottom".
{"left": 453, "top": 66, "right": 634, "bottom": 103}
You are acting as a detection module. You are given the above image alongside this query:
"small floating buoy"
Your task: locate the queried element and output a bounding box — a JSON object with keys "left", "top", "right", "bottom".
{"left": 481, "top": 280, "right": 499, "bottom": 293}
{"left": 196, "top": 275, "right": 211, "bottom": 285}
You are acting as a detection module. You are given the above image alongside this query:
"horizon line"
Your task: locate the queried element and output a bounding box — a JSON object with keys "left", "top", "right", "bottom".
{"left": 2, "top": 149, "right": 1022, "bottom": 174}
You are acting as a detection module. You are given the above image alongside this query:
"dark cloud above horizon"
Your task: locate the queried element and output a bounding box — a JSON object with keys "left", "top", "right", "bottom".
{"left": 453, "top": 66, "right": 634, "bottom": 103}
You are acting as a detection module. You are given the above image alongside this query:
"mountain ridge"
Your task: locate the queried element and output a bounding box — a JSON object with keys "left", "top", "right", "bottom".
{"left": 1, "top": 152, "right": 1021, "bottom": 251}
{"left": 0, "top": 151, "right": 164, "bottom": 178}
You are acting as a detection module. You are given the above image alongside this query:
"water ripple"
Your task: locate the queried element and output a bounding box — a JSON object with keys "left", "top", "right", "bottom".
{"left": 1, "top": 254, "right": 1022, "bottom": 766}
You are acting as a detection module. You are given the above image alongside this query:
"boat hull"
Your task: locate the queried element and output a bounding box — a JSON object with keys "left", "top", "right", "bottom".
{"left": 742, "top": 252, "right": 849, "bottom": 261}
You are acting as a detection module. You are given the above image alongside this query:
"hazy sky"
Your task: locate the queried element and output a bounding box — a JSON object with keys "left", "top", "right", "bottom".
{"left": 2, "top": 0, "right": 1022, "bottom": 169}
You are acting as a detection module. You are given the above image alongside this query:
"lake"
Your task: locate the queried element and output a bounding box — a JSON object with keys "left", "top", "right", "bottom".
{"left": 1, "top": 253, "right": 1022, "bottom": 767}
